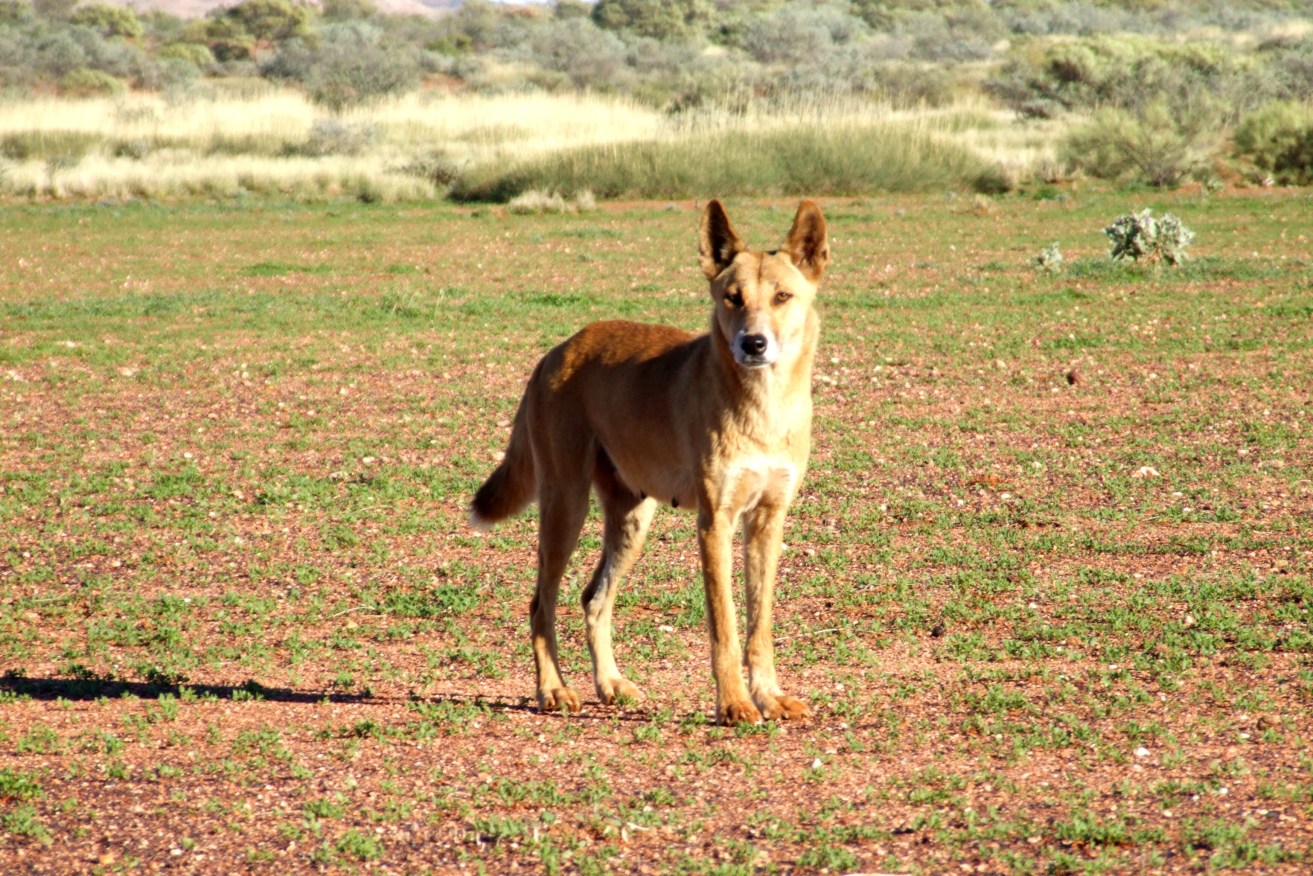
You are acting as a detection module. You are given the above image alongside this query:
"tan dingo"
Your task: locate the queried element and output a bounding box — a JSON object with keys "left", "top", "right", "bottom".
{"left": 470, "top": 199, "right": 829, "bottom": 724}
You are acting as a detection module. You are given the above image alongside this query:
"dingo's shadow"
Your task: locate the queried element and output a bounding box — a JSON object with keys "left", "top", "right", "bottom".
{"left": 0, "top": 673, "right": 656, "bottom": 721}
{"left": 0, "top": 673, "right": 378, "bottom": 704}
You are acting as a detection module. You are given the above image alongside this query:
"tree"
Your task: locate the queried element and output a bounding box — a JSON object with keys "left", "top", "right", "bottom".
{"left": 32, "top": 0, "right": 77, "bottom": 19}
{"left": 262, "top": 22, "right": 420, "bottom": 112}
{"left": 70, "top": 4, "right": 143, "bottom": 40}
{"left": 591, "top": 0, "right": 709, "bottom": 41}
{"left": 1062, "top": 99, "right": 1219, "bottom": 188}
{"left": 738, "top": 3, "right": 867, "bottom": 65}
{"left": 222, "top": 0, "right": 310, "bottom": 45}
{"left": 0, "top": 0, "right": 33, "bottom": 24}
{"left": 322, "top": 0, "right": 378, "bottom": 22}
{"left": 32, "top": 0, "right": 77, "bottom": 20}
{"left": 33, "top": 30, "right": 86, "bottom": 78}
{"left": 200, "top": 15, "right": 255, "bottom": 62}
{"left": 553, "top": 0, "right": 590, "bottom": 20}
{"left": 431, "top": 0, "right": 513, "bottom": 55}
{"left": 523, "top": 18, "right": 629, "bottom": 90}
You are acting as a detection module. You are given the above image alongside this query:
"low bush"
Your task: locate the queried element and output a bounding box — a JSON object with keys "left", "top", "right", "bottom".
{"left": 517, "top": 17, "right": 631, "bottom": 92}
{"left": 507, "top": 188, "right": 597, "bottom": 214}
{"left": 59, "top": 67, "right": 127, "bottom": 96}
{"left": 262, "top": 22, "right": 421, "bottom": 112}
{"left": 0, "top": 130, "right": 102, "bottom": 161}
{"left": 286, "top": 118, "right": 378, "bottom": 157}
{"left": 988, "top": 34, "right": 1282, "bottom": 121}
{"left": 451, "top": 122, "right": 1007, "bottom": 202}
{"left": 69, "top": 4, "right": 144, "bottom": 40}
{"left": 1233, "top": 101, "right": 1313, "bottom": 185}
{"left": 158, "top": 42, "right": 216, "bottom": 69}
{"left": 111, "top": 138, "right": 152, "bottom": 160}
{"left": 393, "top": 151, "right": 463, "bottom": 193}
{"left": 1061, "top": 99, "right": 1218, "bottom": 187}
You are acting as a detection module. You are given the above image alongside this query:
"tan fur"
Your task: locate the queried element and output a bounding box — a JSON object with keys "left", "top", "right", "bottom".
{"left": 471, "top": 200, "right": 829, "bottom": 723}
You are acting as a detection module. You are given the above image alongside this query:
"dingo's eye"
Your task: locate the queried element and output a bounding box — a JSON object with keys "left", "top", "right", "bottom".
{"left": 724, "top": 291, "right": 744, "bottom": 308}
{"left": 773, "top": 290, "right": 793, "bottom": 305}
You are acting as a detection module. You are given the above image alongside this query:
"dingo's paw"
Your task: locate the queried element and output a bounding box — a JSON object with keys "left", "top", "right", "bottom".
{"left": 717, "top": 698, "right": 763, "bottom": 726}
{"left": 759, "top": 693, "right": 810, "bottom": 721}
{"left": 538, "top": 687, "right": 581, "bottom": 715}
{"left": 596, "top": 677, "right": 642, "bottom": 706}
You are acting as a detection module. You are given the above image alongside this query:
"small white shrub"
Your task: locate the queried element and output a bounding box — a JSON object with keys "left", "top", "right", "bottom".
{"left": 507, "top": 189, "right": 597, "bottom": 215}
{"left": 1104, "top": 209, "right": 1194, "bottom": 266}
{"left": 1034, "top": 241, "right": 1064, "bottom": 273}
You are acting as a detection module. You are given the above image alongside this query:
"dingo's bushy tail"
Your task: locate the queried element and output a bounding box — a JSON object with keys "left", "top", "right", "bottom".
{"left": 470, "top": 406, "right": 535, "bottom": 530}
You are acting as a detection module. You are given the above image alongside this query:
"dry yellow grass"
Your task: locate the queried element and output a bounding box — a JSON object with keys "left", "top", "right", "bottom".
{"left": 0, "top": 88, "right": 1064, "bottom": 201}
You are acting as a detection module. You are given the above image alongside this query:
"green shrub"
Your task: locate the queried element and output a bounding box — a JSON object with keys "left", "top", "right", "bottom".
{"left": 519, "top": 17, "right": 631, "bottom": 92}
{"left": 59, "top": 67, "right": 126, "bottom": 96}
{"left": 222, "top": 0, "right": 310, "bottom": 44}
{"left": 111, "top": 138, "right": 152, "bottom": 160}
{"left": 159, "top": 42, "right": 216, "bottom": 69}
{"left": 287, "top": 119, "right": 378, "bottom": 157}
{"left": 870, "top": 63, "right": 955, "bottom": 107}
{"left": 738, "top": 4, "right": 869, "bottom": 66}
{"left": 592, "top": 0, "right": 706, "bottom": 40}
{"left": 262, "top": 23, "right": 420, "bottom": 112}
{"left": 322, "top": 0, "right": 379, "bottom": 21}
{"left": 1062, "top": 99, "right": 1218, "bottom": 187}
{"left": 1233, "top": 101, "right": 1313, "bottom": 184}
{"left": 200, "top": 16, "right": 256, "bottom": 62}
{"left": 901, "top": 7, "right": 1001, "bottom": 63}
{"left": 0, "top": 130, "right": 100, "bottom": 161}
{"left": 989, "top": 34, "right": 1282, "bottom": 121}
{"left": 69, "top": 3, "right": 142, "bottom": 39}
{"left": 1267, "top": 128, "right": 1313, "bottom": 185}
{"left": 394, "top": 151, "right": 463, "bottom": 192}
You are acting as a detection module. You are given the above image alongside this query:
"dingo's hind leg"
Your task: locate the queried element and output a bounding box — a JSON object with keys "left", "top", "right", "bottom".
{"left": 531, "top": 482, "right": 589, "bottom": 714}
{"left": 583, "top": 454, "right": 656, "bottom": 705}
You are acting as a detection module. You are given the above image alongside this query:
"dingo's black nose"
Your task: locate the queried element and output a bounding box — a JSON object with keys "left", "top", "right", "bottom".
{"left": 740, "top": 334, "right": 768, "bottom": 356}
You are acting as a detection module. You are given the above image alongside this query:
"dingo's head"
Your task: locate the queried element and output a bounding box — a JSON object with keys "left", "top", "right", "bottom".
{"left": 698, "top": 199, "right": 829, "bottom": 370}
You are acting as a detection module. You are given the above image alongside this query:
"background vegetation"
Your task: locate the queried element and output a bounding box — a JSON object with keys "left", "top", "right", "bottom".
{"left": 2, "top": 0, "right": 1313, "bottom": 198}
{"left": 2, "top": 3, "right": 1311, "bottom": 871}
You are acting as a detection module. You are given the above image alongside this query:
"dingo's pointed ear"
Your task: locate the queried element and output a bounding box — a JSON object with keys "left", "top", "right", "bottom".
{"left": 784, "top": 199, "right": 829, "bottom": 283}
{"left": 699, "top": 199, "right": 745, "bottom": 280}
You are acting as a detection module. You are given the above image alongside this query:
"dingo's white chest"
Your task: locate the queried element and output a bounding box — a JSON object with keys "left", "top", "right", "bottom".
{"left": 718, "top": 455, "right": 801, "bottom": 515}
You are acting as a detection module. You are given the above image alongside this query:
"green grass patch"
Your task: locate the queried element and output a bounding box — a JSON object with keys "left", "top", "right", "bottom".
{"left": 0, "top": 190, "right": 1310, "bottom": 875}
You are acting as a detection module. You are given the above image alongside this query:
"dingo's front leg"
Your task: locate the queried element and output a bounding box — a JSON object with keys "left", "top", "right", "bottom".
{"left": 699, "top": 510, "right": 759, "bottom": 724}
{"left": 744, "top": 504, "right": 810, "bottom": 720}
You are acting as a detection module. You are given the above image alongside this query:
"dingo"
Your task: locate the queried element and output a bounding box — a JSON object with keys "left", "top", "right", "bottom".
{"left": 470, "top": 200, "right": 829, "bottom": 724}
